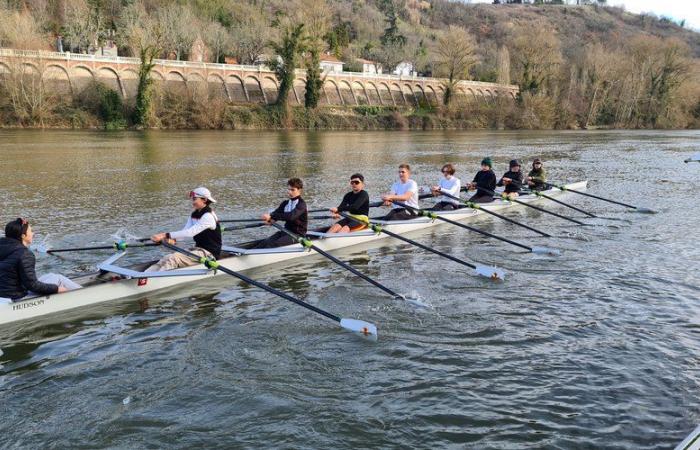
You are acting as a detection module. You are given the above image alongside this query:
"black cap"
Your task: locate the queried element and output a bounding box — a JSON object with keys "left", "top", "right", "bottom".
{"left": 509, "top": 159, "right": 520, "bottom": 168}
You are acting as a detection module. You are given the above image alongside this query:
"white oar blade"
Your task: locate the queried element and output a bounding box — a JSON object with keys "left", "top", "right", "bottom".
{"left": 532, "top": 246, "right": 560, "bottom": 256}
{"left": 340, "top": 318, "right": 378, "bottom": 340}
{"left": 635, "top": 207, "right": 657, "bottom": 214}
{"left": 474, "top": 265, "right": 506, "bottom": 281}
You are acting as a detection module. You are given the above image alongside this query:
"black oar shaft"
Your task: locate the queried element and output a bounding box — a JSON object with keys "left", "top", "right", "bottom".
{"left": 533, "top": 191, "right": 597, "bottom": 218}
{"left": 438, "top": 190, "right": 552, "bottom": 237}
{"left": 270, "top": 223, "right": 403, "bottom": 299}
{"left": 160, "top": 241, "right": 341, "bottom": 322}
{"left": 547, "top": 183, "right": 638, "bottom": 210}
{"left": 392, "top": 201, "right": 532, "bottom": 252}
{"left": 339, "top": 213, "right": 476, "bottom": 270}
{"left": 47, "top": 242, "right": 158, "bottom": 253}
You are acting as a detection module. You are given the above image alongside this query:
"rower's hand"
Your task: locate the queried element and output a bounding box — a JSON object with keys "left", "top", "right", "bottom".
{"left": 502, "top": 177, "right": 511, "bottom": 184}
{"left": 329, "top": 207, "right": 338, "bottom": 214}
{"left": 261, "top": 213, "right": 272, "bottom": 223}
{"left": 151, "top": 233, "right": 166, "bottom": 243}
{"left": 466, "top": 183, "right": 474, "bottom": 191}
{"left": 431, "top": 186, "right": 440, "bottom": 196}
{"left": 57, "top": 286, "right": 68, "bottom": 293}
{"left": 331, "top": 213, "right": 340, "bottom": 219}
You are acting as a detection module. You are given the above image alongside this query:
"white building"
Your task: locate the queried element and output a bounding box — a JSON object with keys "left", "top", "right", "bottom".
{"left": 393, "top": 61, "right": 415, "bottom": 77}
{"left": 357, "top": 58, "right": 382, "bottom": 74}
{"left": 319, "top": 53, "right": 344, "bottom": 73}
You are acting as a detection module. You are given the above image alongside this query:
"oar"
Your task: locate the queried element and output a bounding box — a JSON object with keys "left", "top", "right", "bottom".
{"left": 159, "top": 241, "right": 377, "bottom": 339}
{"left": 545, "top": 182, "right": 656, "bottom": 214}
{"left": 530, "top": 191, "right": 597, "bottom": 218}
{"left": 46, "top": 241, "right": 159, "bottom": 254}
{"left": 391, "top": 201, "right": 559, "bottom": 255}
{"left": 269, "top": 222, "right": 405, "bottom": 300}
{"left": 684, "top": 152, "right": 700, "bottom": 163}
{"left": 463, "top": 186, "right": 586, "bottom": 225}
{"left": 338, "top": 212, "right": 505, "bottom": 280}
{"left": 436, "top": 190, "right": 552, "bottom": 237}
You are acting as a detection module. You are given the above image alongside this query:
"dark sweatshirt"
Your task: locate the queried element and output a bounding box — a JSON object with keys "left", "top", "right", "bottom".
{"left": 270, "top": 196, "right": 308, "bottom": 235}
{"left": 336, "top": 190, "right": 370, "bottom": 216}
{"left": 472, "top": 169, "right": 497, "bottom": 195}
{"left": 497, "top": 170, "right": 524, "bottom": 194}
{"left": 0, "top": 237, "right": 58, "bottom": 300}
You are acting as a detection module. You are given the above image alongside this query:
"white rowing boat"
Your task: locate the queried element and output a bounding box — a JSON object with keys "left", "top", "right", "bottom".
{"left": 0, "top": 181, "right": 587, "bottom": 327}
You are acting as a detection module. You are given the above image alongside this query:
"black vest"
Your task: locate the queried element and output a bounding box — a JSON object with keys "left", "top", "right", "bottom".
{"left": 192, "top": 207, "right": 222, "bottom": 258}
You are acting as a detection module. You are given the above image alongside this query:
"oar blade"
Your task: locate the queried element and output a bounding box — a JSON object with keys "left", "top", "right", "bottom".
{"left": 474, "top": 265, "right": 506, "bottom": 281}
{"left": 339, "top": 318, "right": 378, "bottom": 340}
{"left": 531, "top": 246, "right": 561, "bottom": 256}
{"left": 634, "top": 207, "right": 657, "bottom": 214}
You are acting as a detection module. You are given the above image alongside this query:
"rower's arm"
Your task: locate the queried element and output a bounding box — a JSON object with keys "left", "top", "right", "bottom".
{"left": 18, "top": 250, "right": 58, "bottom": 296}
{"left": 271, "top": 200, "right": 307, "bottom": 222}
{"left": 169, "top": 214, "right": 216, "bottom": 240}
{"left": 339, "top": 192, "right": 369, "bottom": 213}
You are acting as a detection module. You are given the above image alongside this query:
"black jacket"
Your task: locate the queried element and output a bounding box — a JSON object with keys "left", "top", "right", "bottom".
{"left": 191, "top": 206, "right": 222, "bottom": 258}
{"left": 497, "top": 170, "right": 524, "bottom": 194}
{"left": 337, "top": 190, "right": 370, "bottom": 216}
{"left": 271, "top": 196, "right": 308, "bottom": 236}
{"left": 472, "top": 169, "right": 497, "bottom": 194}
{"left": 0, "top": 237, "right": 58, "bottom": 300}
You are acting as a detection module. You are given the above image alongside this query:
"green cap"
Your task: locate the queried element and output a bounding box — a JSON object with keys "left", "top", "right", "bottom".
{"left": 481, "top": 157, "right": 493, "bottom": 168}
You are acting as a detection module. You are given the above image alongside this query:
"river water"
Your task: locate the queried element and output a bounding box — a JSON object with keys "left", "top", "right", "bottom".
{"left": 0, "top": 129, "right": 698, "bottom": 449}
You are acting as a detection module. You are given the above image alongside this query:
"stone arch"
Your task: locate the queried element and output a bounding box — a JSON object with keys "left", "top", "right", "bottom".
{"left": 207, "top": 73, "right": 228, "bottom": 100}
{"left": 426, "top": 85, "right": 439, "bottom": 106}
{"left": 390, "top": 82, "right": 404, "bottom": 105}
{"left": 322, "top": 79, "right": 342, "bottom": 105}
{"left": 150, "top": 70, "right": 165, "bottom": 81}
{"left": 121, "top": 68, "right": 139, "bottom": 98}
{"left": 226, "top": 74, "right": 247, "bottom": 102}
{"left": 413, "top": 84, "right": 426, "bottom": 105}
{"left": 402, "top": 83, "right": 416, "bottom": 106}
{"left": 292, "top": 78, "right": 306, "bottom": 105}
{"left": 378, "top": 82, "right": 394, "bottom": 105}
{"left": 352, "top": 81, "right": 369, "bottom": 105}
{"left": 71, "top": 65, "right": 95, "bottom": 93}
{"left": 187, "top": 72, "right": 207, "bottom": 100}
{"left": 97, "top": 66, "right": 122, "bottom": 95}
{"left": 365, "top": 81, "right": 382, "bottom": 105}
{"left": 244, "top": 75, "right": 265, "bottom": 103}
{"left": 338, "top": 80, "right": 355, "bottom": 105}
{"left": 484, "top": 89, "right": 494, "bottom": 102}
{"left": 43, "top": 64, "right": 72, "bottom": 95}
{"left": 261, "top": 76, "right": 278, "bottom": 104}
{"left": 165, "top": 70, "right": 187, "bottom": 96}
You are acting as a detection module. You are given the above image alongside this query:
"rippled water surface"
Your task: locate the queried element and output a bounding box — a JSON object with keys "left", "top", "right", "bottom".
{"left": 0, "top": 129, "right": 699, "bottom": 449}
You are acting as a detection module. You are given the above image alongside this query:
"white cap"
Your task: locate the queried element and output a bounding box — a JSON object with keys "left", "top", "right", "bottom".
{"left": 189, "top": 187, "right": 216, "bottom": 203}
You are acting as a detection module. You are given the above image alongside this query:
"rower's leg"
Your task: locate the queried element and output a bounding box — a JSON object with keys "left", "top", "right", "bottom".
{"left": 38, "top": 273, "right": 82, "bottom": 290}
{"left": 328, "top": 223, "right": 342, "bottom": 233}
{"left": 340, "top": 225, "right": 351, "bottom": 233}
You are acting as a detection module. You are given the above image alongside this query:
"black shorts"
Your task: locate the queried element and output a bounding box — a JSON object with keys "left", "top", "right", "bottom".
{"left": 431, "top": 201, "right": 458, "bottom": 211}
{"left": 382, "top": 208, "right": 417, "bottom": 221}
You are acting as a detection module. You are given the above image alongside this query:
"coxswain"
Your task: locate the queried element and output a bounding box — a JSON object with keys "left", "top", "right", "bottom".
{"left": 381, "top": 164, "right": 419, "bottom": 220}
{"left": 497, "top": 159, "right": 524, "bottom": 199}
{"left": 431, "top": 163, "right": 461, "bottom": 210}
{"left": 254, "top": 178, "right": 308, "bottom": 248}
{"left": 526, "top": 158, "right": 547, "bottom": 191}
{"left": 465, "top": 157, "right": 496, "bottom": 203}
{"left": 148, "top": 187, "right": 222, "bottom": 271}
{"left": 328, "top": 173, "right": 370, "bottom": 233}
{"left": 0, "top": 218, "right": 81, "bottom": 302}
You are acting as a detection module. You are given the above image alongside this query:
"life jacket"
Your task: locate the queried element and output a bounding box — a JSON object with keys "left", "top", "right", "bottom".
{"left": 192, "top": 206, "right": 222, "bottom": 258}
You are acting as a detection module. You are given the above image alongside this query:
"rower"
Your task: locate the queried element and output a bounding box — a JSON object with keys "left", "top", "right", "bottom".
{"left": 526, "top": 158, "right": 547, "bottom": 191}
{"left": 497, "top": 159, "right": 524, "bottom": 199}
{"left": 430, "top": 163, "right": 461, "bottom": 210}
{"left": 381, "top": 164, "right": 419, "bottom": 221}
{"left": 0, "top": 218, "right": 81, "bottom": 302}
{"left": 328, "top": 173, "right": 369, "bottom": 233}
{"left": 465, "top": 157, "right": 496, "bottom": 203}
{"left": 254, "top": 178, "right": 308, "bottom": 248}
{"left": 148, "top": 187, "right": 222, "bottom": 271}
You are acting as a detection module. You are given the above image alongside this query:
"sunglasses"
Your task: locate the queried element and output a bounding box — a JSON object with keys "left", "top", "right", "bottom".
{"left": 350, "top": 180, "right": 362, "bottom": 185}
{"left": 442, "top": 170, "right": 450, "bottom": 174}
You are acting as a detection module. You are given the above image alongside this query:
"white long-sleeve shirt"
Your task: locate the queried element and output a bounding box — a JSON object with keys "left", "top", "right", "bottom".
{"left": 169, "top": 211, "right": 218, "bottom": 240}
{"left": 438, "top": 176, "right": 462, "bottom": 205}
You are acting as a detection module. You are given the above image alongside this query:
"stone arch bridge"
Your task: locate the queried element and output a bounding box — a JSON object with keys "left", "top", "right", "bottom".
{"left": 0, "top": 48, "right": 519, "bottom": 107}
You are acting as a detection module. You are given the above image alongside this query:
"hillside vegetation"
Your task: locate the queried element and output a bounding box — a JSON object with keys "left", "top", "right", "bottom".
{"left": 0, "top": 0, "right": 699, "bottom": 130}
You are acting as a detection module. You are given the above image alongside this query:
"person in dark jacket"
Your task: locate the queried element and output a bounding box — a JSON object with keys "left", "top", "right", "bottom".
{"left": 0, "top": 218, "right": 80, "bottom": 301}
{"left": 497, "top": 159, "right": 524, "bottom": 199}
{"left": 527, "top": 158, "right": 547, "bottom": 191}
{"left": 254, "top": 178, "right": 308, "bottom": 248}
{"left": 328, "top": 173, "right": 370, "bottom": 233}
{"left": 466, "top": 157, "right": 497, "bottom": 203}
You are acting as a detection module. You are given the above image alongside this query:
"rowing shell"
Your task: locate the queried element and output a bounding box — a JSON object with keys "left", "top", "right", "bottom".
{"left": 0, "top": 181, "right": 587, "bottom": 327}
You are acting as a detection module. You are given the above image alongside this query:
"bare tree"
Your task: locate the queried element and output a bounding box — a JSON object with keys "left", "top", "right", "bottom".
{"left": 0, "top": 6, "right": 48, "bottom": 50}
{"left": 510, "top": 24, "right": 563, "bottom": 95}
{"left": 156, "top": 4, "right": 197, "bottom": 60}
{"left": 433, "top": 25, "right": 478, "bottom": 106}
{"left": 203, "top": 21, "right": 232, "bottom": 63}
{"left": 299, "top": 0, "right": 331, "bottom": 108}
{"left": 496, "top": 45, "right": 511, "bottom": 85}
{"left": 230, "top": 11, "right": 269, "bottom": 64}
